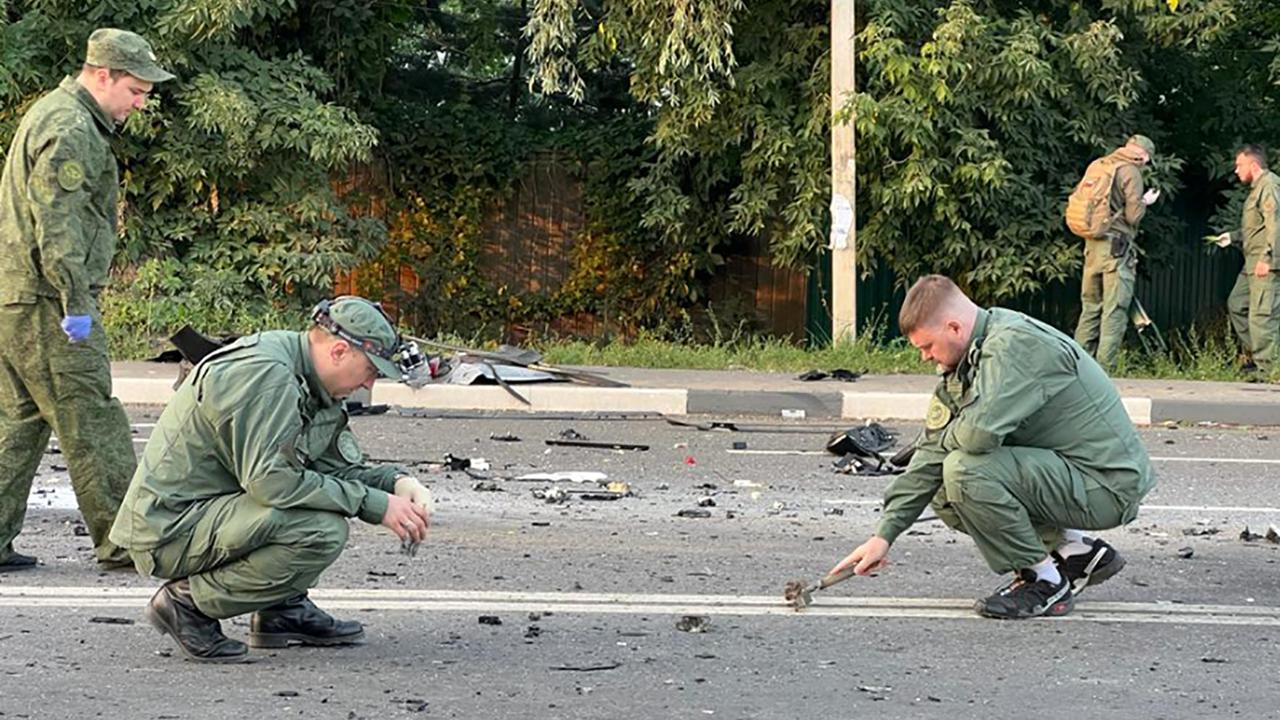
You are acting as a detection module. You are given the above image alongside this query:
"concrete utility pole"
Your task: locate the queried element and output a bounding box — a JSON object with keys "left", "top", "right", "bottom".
{"left": 829, "top": 0, "right": 856, "bottom": 342}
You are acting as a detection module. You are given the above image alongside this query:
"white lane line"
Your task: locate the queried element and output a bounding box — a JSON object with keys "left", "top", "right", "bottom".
{"left": 732, "top": 450, "right": 1280, "bottom": 465}
{"left": 1, "top": 587, "right": 1275, "bottom": 627}
{"left": 1151, "top": 456, "right": 1280, "bottom": 465}
{"left": 1143, "top": 504, "right": 1280, "bottom": 514}
{"left": 728, "top": 450, "right": 828, "bottom": 456}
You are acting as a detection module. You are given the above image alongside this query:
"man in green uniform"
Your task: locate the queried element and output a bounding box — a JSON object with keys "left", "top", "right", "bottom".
{"left": 830, "top": 275, "right": 1155, "bottom": 619}
{"left": 1212, "top": 144, "right": 1280, "bottom": 374}
{"left": 0, "top": 29, "right": 174, "bottom": 572}
{"left": 1072, "top": 135, "right": 1161, "bottom": 370}
{"left": 111, "top": 296, "right": 433, "bottom": 662}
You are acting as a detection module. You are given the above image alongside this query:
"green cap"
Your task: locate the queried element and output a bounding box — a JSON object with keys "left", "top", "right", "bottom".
{"left": 85, "top": 28, "right": 175, "bottom": 83}
{"left": 1126, "top": 134, "right": 1156, "bottom": 158}
{"left": 317, "top": 297, "right": 402, "bottom": 379}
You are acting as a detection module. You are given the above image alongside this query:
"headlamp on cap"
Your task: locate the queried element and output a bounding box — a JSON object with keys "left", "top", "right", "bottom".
{"left": 310, "top": 298, "right": 437, "bottom": 388}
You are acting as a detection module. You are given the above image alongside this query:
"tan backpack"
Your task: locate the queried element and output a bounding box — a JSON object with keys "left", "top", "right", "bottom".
{"left": 1065, "top": 155, "right": 1128, "bottom": 239}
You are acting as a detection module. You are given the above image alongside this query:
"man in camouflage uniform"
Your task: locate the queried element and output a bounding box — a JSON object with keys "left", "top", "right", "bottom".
{"left": 0, "top": 29, "right": 174, "bottom": 572}
{"left": 830, "top": 276, "right": 1155, "bottom": 619}
{"left": 1073, "top": 134, "right": 1161, "bottom": 370}
{"left": 1213, "top": 144, "right": 1280, "bottom": 374}
{"left": 111, "top": 296, "right": 433, "bottom": 663}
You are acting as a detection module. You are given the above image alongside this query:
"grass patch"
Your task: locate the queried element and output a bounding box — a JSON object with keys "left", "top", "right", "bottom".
{"left": 538, "top": 331, "right": 930, "bottom": 374}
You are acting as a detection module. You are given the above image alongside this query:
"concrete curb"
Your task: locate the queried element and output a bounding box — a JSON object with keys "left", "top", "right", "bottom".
{"left": 111, "top": 375, "right": 1164, "bottom": 426}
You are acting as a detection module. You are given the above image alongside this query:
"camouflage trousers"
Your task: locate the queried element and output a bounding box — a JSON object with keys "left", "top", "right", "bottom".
{"left": 927, "top": 447, "right": 1148, "bottom": 573}
{"left": 0, "top": 297, "right": 134, "bottom": 566}
{"left": 1074, "top": 237, "right": 1136, "bottom": 370}
{"left": 131, "top": 493, "right": 349, "bottom": 619}
{"left": 1227, "top": 271, "right": 1280, "bottom": 372}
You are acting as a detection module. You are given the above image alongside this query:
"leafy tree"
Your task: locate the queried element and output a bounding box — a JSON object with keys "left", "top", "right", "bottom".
{"left": 1, "top": 0, "right": 391, "bottom": 346}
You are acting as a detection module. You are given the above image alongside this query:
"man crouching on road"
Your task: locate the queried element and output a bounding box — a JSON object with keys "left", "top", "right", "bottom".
{"left": 828, "top": 275, "right": 1155, "bottom": 619}
{"left": 110, "top": 296, "right": 432, "bottom": 662}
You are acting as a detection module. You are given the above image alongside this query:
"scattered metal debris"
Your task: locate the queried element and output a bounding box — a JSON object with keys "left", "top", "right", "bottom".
{"left": 472, "top": 481, "right": 504, "bottom": 492}
{"left": 533, "top": 487, "right": 570, "bottom": 504}
{"left": 696, "top": 496, "right": 716, "bottom": 507}
{"left": 676, "top": 616, "right": 710, "bottom": 633}
{"left": 1182, "top": 527, "right": 1220, "bottom": 537}
{"left": 489, "top": 433, "right": 521, "bottom": 442}
{"left": 796, "top": 368, "right": 862, "bottom": 382}
{"left": 1177, "top": 546, "right": 1194, "bottom": 559}
{"left": 546, "top": 438, "right": 650, "bottom": 451}
{"left": 676, "top": 509, "right": 712, "bottom": 519}
{"left": 551, "top": 662, "right": 621, "bottom": 672}
{"left": 346, "top": 401, "right": 389, "bottom": 417}
{"left": 478, "top": 616, "right": 503, "bottom": 626}
{"left": 89, "top": 616, "right": 134, "bottom": 625}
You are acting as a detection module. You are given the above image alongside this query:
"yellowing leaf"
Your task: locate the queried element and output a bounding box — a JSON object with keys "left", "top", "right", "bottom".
{"left": 1166, "top": 0, "right": 1179, "bottom": 10}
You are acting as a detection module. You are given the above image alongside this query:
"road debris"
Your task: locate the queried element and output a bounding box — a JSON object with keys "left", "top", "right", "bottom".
{"left": 546, "top": 438, "right": 650, "bottom": 451}
{"left": 1182, "top": 527, "right": 1220, "bottom": 537}
{"left": 676, "top": 509, "right": 712, "bottom": 519}
{"left": 1177, "top": 546, "right": 1194, "bottom": 559}
{"left": 471, "top": 481, "right": 503, "bottom": 492}
{"left": 551, "top": 662, "right": 621, "bottom": 672}
{"left": 478, "top": 616, "right": 502, "bottom": 626}
{"left": 489, "top": 433, "right": 521, "bottom": 442}
{"left": 796, "top": 368, "right": 862, "bottom": 382}
{"left": 676, "top": 616, "right": 710, "bottom": 633}
{"left": 89, "top": 616, "right": 135, "bottom": 625}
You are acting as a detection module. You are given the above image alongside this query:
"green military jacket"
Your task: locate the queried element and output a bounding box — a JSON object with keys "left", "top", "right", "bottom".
{"left": 1228, "top": 170, "right": 1280, "bottom": 269}
{"left": 0, "top": 77, "right": 119, "bottom": 315}
{"left": 1106, "top": 147, "right": 1147, "bottom": 241}
{"left": 111, "top": 331, "right": 405, "bottom": 551}
{"left": 875, "top": 308, "right": 1155, "bottom": 544}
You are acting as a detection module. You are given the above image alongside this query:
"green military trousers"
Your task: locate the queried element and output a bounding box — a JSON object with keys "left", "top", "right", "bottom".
{"left": 1227, "top": 271, "right": 1280, "bottom": 372}
{"left": 0, "top": 297, "right": 134, "bottom": 566}
{"left": 132, "top": 493, "right": 349, "bottom": 619}
{"left": 1074, "top": 238, "right": 1136, "bottom": 370}
{"left": 928, "top": 447, "right": 1143, "bottom": 574}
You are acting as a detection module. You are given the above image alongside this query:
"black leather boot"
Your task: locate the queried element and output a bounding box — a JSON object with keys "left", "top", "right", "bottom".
{"left": 145, "top": 579, "right": 248, "bottom": 663}
{"left": 248, "top": 594, "right": 365, "bottom": 648}
{"left": 0, "top": 550, "right": 37, "bottom": 574}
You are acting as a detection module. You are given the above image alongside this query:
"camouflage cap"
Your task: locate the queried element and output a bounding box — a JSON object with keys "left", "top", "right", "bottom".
{"left": 1126, "top": 134, "right": 1156, "bottom": 158}
{"left": 85, "top": 28, "right": 175, "bottom": 83}
{"left": 318, "top": 296, "right": 402, "bottom": 379}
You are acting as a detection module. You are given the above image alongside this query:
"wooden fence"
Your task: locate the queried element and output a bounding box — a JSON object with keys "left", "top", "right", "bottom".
{"left": 334, "top": 156, "right": 809, "bottom": 339}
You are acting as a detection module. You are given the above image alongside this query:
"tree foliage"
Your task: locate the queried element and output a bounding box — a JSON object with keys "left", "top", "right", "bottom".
{"left": 1, "top": 0, "right": 390, "bottom": 336}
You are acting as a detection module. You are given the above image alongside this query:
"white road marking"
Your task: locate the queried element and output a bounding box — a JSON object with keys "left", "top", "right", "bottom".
{"left": 0, "top": 586, "right": 1275, "bottom": 627}
{"left": 1151, "top": 456, "right": 1280, "bottom": 465}
{"left": 1142, "top": 504, "right": 1280, "bottom": 514}
{"left": 728, "top": 449, "right": 827, "bottom": 456}
{"left": 731, "top": 450, "right": 1280, "bottom": 465}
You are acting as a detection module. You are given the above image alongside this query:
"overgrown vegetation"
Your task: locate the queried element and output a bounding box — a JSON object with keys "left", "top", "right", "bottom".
{"left": 3, "top": 1, "right": 1280, "bottom": 368}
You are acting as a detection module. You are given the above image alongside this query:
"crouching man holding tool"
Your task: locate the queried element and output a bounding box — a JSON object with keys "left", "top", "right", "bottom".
{"left": 111, "top": 296, "right": 433, "bottom": 662}
{"left": 825, "top": 275, "right": 1155, "bottom": 619}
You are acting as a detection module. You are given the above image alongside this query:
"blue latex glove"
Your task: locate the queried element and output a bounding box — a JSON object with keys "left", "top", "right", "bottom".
{"left": 61, "top": 315, "right": 92, "bottom": 342}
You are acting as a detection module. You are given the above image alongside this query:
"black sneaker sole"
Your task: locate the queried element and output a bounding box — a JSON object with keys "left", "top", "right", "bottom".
{"left": 977, "top": 592, "right": 1074, "bottom": 620}
{"left": 144, "top": 602, "right": 249, "bottom": 664}
{"left": 1071, "top": 548, "right": 1126, "bottom": 595}
{"left": 247, "top": 630, "right": 366, "bottom": 649}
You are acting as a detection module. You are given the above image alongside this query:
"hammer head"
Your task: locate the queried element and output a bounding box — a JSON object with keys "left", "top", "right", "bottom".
{"left": 783, "top": 579, "right": 814, "bottom": 611}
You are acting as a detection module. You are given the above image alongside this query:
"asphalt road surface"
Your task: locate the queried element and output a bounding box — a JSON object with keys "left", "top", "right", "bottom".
{"left": 2, "top": 409, "right": 1278, "bottom": 720}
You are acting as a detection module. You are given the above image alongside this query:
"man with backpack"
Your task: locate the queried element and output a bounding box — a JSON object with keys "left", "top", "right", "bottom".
{"left": 1067, "top": 135, "right": 1161, "bottom": 370}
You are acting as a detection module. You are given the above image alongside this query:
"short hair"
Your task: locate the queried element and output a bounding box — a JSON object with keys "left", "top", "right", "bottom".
{"left": 899, "top": 274, "right": 963, "bottom": 335}
{"left": 81, "top": 63, "right": 130, "bottom": 81}
{"left": 1237, "top": 144, "right": 1269, "bottom": 170}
